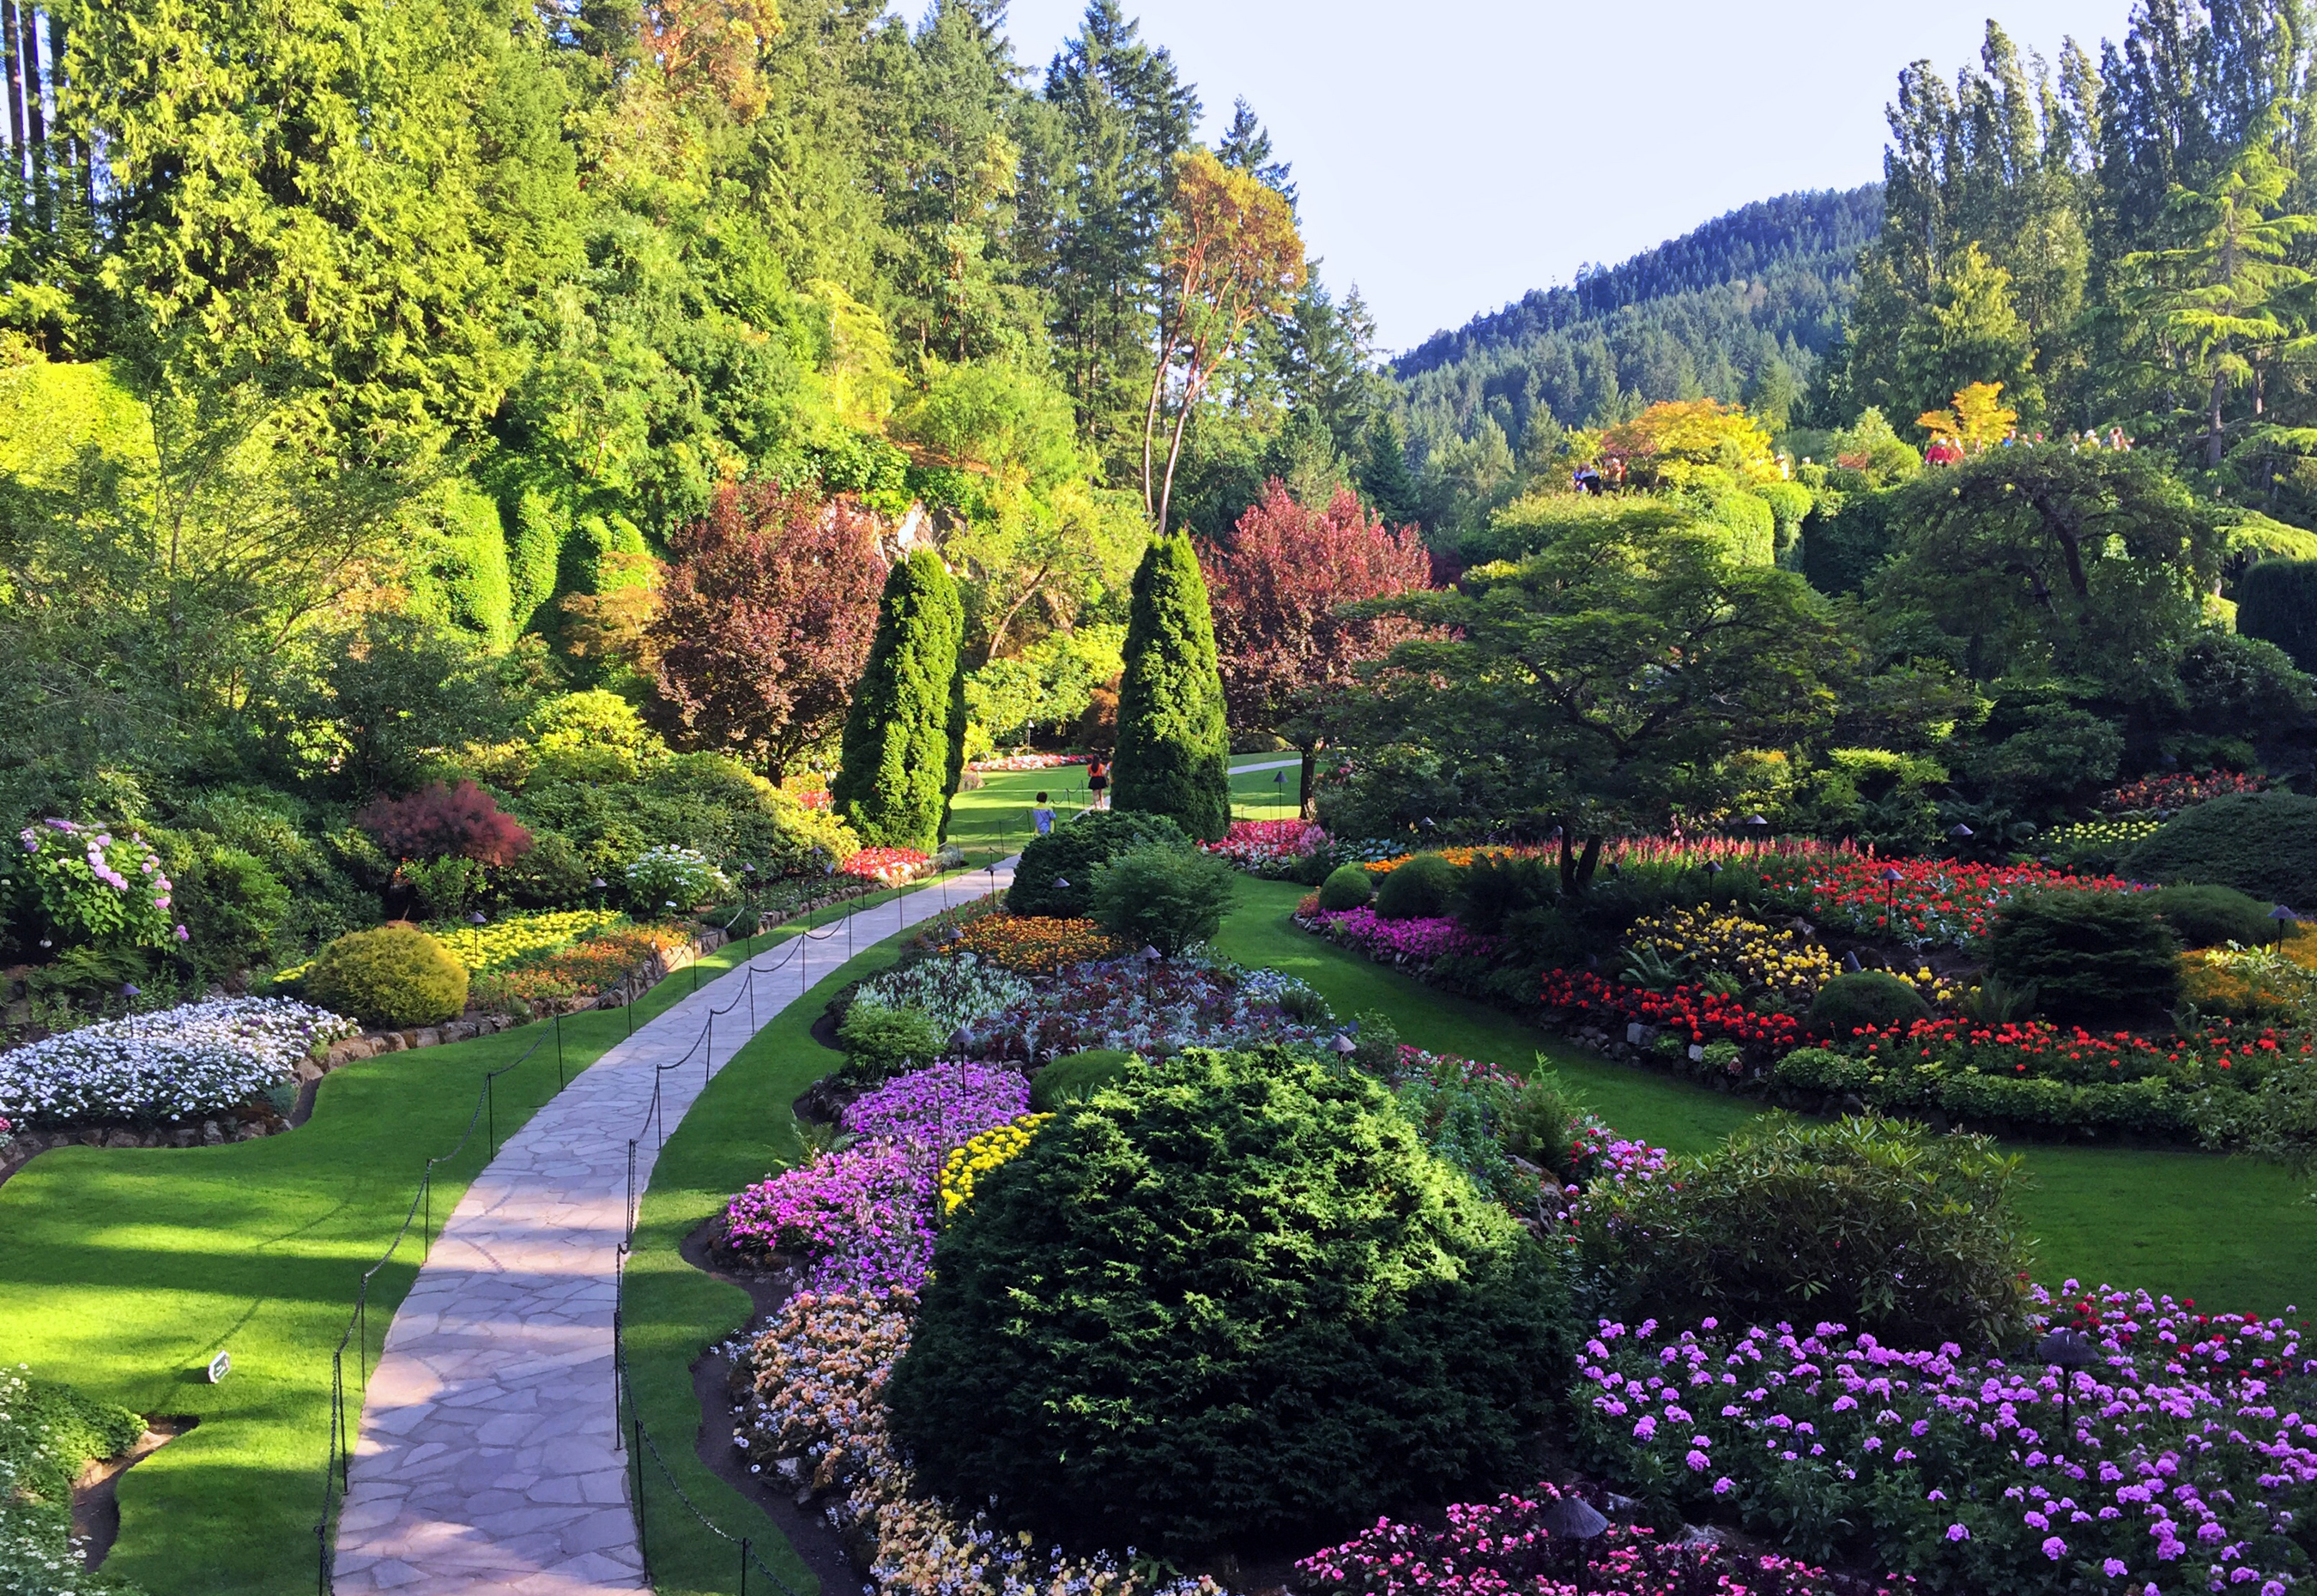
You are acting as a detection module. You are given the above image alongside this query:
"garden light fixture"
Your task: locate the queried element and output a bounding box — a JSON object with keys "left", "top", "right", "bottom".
{"left": 2271, "top": 904, "right": 2297, "bottom": 947}
{"left": 1332, "top": 1033, "right": 1358, "bottom": 1055}
{"left": 1540, "top": 1494, "right": 1608, "bottom": 1594}
{"left": 2037, "top": 1324, "right": 2098, "bottom": 1429}
{"left": 1950, "top": 823, "right": 1974, "bottom": 838}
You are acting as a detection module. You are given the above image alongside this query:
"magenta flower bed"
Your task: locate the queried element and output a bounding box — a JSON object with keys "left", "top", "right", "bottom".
{"left": 1310, "top": 907, "right": 1497, "bottom": 964}
{"left": 1573, "top": 1285, "right": 2317, "bottom": 1592}
{"left": 722, "top": 1061, "right": 1029, "bottom": 1293}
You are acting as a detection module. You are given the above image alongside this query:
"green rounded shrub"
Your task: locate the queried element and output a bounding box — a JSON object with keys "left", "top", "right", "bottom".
{"left": 1007, "top": 810, "right": 1189, "bottom": 918}
{"left": 1372, "top": 853, "right": 1459, "bottom": 921}
{"left": 1029, "top": 1049, "right": 1136, "bottom": 1109}
{"left": 304, "top": 925, "right": 469, "bottom": 1028}
{"left": 1087, "top": 844, "right": 1238, "bottom": 956}
{"left": 2126, "top": 791, "right": 2317, "bottom": 912}
{"left": 886, "top": 1047, "right": 1573, "bottom": 1554}
{"left": 180, "top": 843, "right": 291, "bottom": 973}
{"left": 2145, "top": 883, "right": 2274, "bottom": 949}
{"left": 1807, "top": 970, "right": 1930, "bottom": 1038}
{"left": 1573, "top": 1114, "right": 2032, "bottom": 1352}
{"left": 1984, "top": 889, "right": 2181, "bottom": 1025}
{"left": 1316, "top": 862, "right": 1375, "bottom": 910}
{"left": 835, "top": 1003, "right": 941, "bottom": 1085}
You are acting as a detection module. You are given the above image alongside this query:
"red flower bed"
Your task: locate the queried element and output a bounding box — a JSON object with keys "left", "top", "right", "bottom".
{"left": 2100, "top": 769, "right": 2261, "bottom": 814}
{"left": 1538, "top": 969, "right": 1803, "bottom": 1054}
{"left": 839, "top": 847, "right": 931, "bottom": 885}
{"left": 1751, "top": 853, "right": 2142, "bottom": 947}
{"left": 1846, "top": 1013, "right": 2308, "bottom": 1086}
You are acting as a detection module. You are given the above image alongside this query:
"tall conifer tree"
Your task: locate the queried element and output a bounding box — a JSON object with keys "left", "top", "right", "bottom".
{"left": 832, "top": 548, "right": 968, "bottom": 851}
{"left": 1111, "top": 532, "right": 1231, "bottom": 841}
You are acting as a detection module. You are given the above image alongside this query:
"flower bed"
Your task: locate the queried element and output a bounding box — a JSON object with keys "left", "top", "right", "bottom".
{"left": 1206, "top": 818, "right": 1329, "bottom": 876}
{"left": 848, "top": 954, "right": 1032, "bottom": 1040}
{"left": 947, "top": 915, "right": 1121, "bottom": 975}
{"left": 467, "top": 921, "right": 694, "bottom": 1012}
{"left": 936, "top": 1114, "right": 1049, "bottom": 1216}
{"left": 2040, "top": 816, "right": 2163, "bottom": 868}
{"left": 1308, "top": 906, "right": 1499, "bottom": 964}
{"left": 842, "top": 847, "right": 934, "bottom": 886}
{"left": 1539, "top": 970, "right": 1806, "bottom": 1061}
{"left": 425, "top": 908, "right": 628, "bottom": 975}
{"left": 965, "top": 753, "right": 1089, "bottom": 771}
{"left": 2102, "top": 771, "right": 2262, "bottom": 815}
{"left": 1572, "top": 1287, "right": 2317, "bottom": 1592}
{"left": 0, "top": 998, "right": 359, "bottom": 1126}
{"left": 1750, "top": 855, "right": 2144, "bottom": 951}
{"left": 1361, "top": 843, "right": 1549, "bottom": 876}
{"left": 959, "top": 953, "right": 1334, "bottom": 1061}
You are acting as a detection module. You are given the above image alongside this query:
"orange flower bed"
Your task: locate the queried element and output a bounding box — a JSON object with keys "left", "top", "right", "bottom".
{"left": 951, "top": 915, "right": 1123, "bottom": 975}
{"left": 1361, "top": 845, "right": 1550, "bottom": 876}
{"left": 469, "top": 922, "right": 695, "bottom": 1012}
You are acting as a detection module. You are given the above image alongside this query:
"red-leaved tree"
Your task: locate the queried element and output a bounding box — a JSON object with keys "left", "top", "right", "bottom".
{"left": 358, "top": 781, "right": 535, "bottom": 865}
{"left": 647, "top": 483, "right": 890, "bottom": 777}
{"left": 1201, "top": 481, "right": 1435, "bottom": 816}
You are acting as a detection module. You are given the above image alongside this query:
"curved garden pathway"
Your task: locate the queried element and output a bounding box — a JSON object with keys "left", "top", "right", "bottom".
{"left": 332, "top": 861, "right": 1017, "bottom": 1596}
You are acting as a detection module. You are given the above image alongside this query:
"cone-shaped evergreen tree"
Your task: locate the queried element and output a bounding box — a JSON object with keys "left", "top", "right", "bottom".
{"left": 1112, "top": 533, "right": 1231, "bottom": 842}
{"left": 832, "top": 548, "right": 967, "bottom": 851}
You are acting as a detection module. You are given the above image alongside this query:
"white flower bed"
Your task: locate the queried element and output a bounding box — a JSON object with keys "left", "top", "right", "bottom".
{"left": 0, "top": 999, "right": 360, "bottom": 1126}
{"left": 850, "top": 953, "right": 1032, "bottom": 1038}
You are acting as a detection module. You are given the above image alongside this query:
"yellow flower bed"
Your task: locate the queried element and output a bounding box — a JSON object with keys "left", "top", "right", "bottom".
{"left": 432, "top": 908, "right": 628, "bottom": 974}
{"left": 1630, "top": 905, "right": 1963, "bottom": 1009}
{"left": 950, "top": 916, "right": 1123, "bottom": 975}
{"left": 2182, "top": 932, "right": 2317, "bottom": 1022}
{"left": 2042, "top": 816, "right": 2161, "bottom": 860}
{"left": 938, "top": 1114, "right": 1052, "bottom": 1216}
{"left": 1361, "top": 845, "right": 1548, "bottom": 876}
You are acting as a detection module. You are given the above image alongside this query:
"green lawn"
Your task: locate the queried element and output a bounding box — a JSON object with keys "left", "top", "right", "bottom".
{"left": 942, "top": 754, "right": 1308, "bottom": 857}
{"left": 0, "top": 880, "right": 959, "bottom": 1596}
{"left": 1222, "top": 877, "right": 2317, "bottom": 1312}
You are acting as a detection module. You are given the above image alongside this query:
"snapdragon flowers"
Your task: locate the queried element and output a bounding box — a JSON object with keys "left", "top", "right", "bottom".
{"left": 0, "top": 998, "right": 359, "bottom": 1125}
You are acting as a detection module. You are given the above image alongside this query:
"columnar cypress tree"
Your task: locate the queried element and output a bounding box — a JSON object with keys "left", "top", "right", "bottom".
{"left": 1112, "top": 533, "right": 1231, "bottom": 842}
{"left": 832, "top": 548, "right": 967, "bottom": 852}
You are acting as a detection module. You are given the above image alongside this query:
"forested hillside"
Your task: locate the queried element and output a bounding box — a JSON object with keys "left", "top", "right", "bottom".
{"left": 1390, "top": 186, "right": 1879, "bottom": 522}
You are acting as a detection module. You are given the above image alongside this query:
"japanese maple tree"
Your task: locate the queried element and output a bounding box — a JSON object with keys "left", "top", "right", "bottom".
{"left": 1201, "top": 481, "right": 1434, "bottom": 815}
{"left": 647, "top": 483, "right": 889, "bottom": 777}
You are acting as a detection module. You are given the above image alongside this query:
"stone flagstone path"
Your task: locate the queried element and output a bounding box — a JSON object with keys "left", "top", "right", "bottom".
{"left": 333, "top": 860, "right": 1017, "bottom": 1596}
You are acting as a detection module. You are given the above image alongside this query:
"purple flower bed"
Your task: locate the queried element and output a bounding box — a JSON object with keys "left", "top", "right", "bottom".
{"left": 1573, "top": 1285, "right": 2317, "bottom": 1593}
{"left": 1309, "top": 907, "right": 1498, "bottom": 964}
{"left": 959, "top": 956, "right": 1330, "bottom": 1061}
{"left": 723, "top": 1060, "right": 1029, "bottom": 1293}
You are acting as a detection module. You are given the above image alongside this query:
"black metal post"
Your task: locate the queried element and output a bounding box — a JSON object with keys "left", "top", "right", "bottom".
{"left": 554, "top": 1010, "right": 565, "bottom": 1090}
{"left": 632, "top": 1416, "right": 648, "bottom": 1574}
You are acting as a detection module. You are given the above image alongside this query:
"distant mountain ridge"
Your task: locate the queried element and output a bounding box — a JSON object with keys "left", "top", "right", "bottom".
{"left": 1392, "top": 185, "right": 1882, "bottom": 464}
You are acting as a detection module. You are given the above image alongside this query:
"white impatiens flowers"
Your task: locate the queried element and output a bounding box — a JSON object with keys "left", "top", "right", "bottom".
{"left": 0, "top": 999, "right": 360, "bottom": 1126}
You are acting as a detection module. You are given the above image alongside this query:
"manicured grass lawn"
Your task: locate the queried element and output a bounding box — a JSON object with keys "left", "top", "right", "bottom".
{"left": 0, "top": 881, "right": 951, "bottom": 1596}
{"left": 1221, "top": 878, "right": 2317, "bottom": 1314}
{"left": 942, "top": 755, "right": 1307, "bottom": 857}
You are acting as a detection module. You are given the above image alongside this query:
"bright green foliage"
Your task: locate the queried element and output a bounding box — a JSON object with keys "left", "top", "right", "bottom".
{"left": 965, "top": 625, "right": 1126, "bottom": 747}
{"left": 885, "top": 1046, "right": 1574, "bottom": 1553}
{"left": 1112, "top": 535, "right": 1231, "bottom": 843}
{"left": 2237, "top": 559, "right": 2317, "bottom": 672}
{"left": 834, "top": 1003, "right": 941, "bottom": 1085}
{"left": 303, "top": 924, "right": 469, "bottom": 1028}
{"left": 1985, "top": 891, "right": 2181, "bottom": 1026}
{"left": 1029, "top": 1049, "right": 1136, "bottom": 1110}
{"left": 409, "top": 483, "right": 516, "bottom": 650}
{"left": 832, "top": 551, "right": 968, "bottom": 852}
{"left": 2145, "top": 884, "right": 2275, "bottom": 949}
{"left": 2126, "top": 791, "right": 2317, "bottom": 912}
{"left": 1807, "top": 971, "right": 1931, "bottom": 1038}
{"left": 1316, "top": 863, "right": 1374, "bottom": 911}
{"left": 1573, "top": 1114, "right": 2034, "bottom": 1352}
{"left": 0, "top": 1366, "right": 148, "bottom": 1596}
{"left": 176, "top": 843, "right": 292, "bottom": 973}
{"left": 1086, "top": 844, "right": 1238, "bottom": 955}
{"left": 1374, "top": 853, "right": 1459, "bottom": 921}
{"left": 1004, "top": 810, "right": 1189, "bottom": 918}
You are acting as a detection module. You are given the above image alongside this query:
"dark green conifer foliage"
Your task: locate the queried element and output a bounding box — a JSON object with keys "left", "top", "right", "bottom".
{"left": 1112, "top": 533, "right": 1231, "bottom": 842}
{"left": 832, "top": 549, "right": 966, "bottom": 852}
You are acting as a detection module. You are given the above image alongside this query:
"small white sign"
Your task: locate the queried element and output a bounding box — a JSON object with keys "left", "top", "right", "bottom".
{"left": 206, "top": 1351, "right": 231, "bottom": 1384}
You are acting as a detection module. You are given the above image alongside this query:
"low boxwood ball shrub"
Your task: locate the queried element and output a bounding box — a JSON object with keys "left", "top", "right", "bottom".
{"left": 1029, "top": 1049, "right": 1135, "bottom": 1109}
{"left": 1316, "top": 862, "right": 1374, "bottom": 911}
{"left": 885, "top": 1046, "right": 1575, "bottom": 1555}
{"left": 1087, "top": 843, "right": 1237, "bottom": 956}
{"left": 2144, "top": 882, "right": 2274, "bottom": 948}
{"left": 1806, "top": 970, "right": 1928, "bottom": 1038}
{"left": 302, "top": 924, "right": 469, "bottom": 1028}
{"left": 1372, "top": 851, "right": 1458, "bottom": 921}
{"left": 1007, "top": 811, "right": 1189, "bottom": 919}
{"left": 1573, "top": 1114, "right": 2032, "bottom": 1352}
{"left": 1984, "top": 888, "right": 2180, "bottom": 1025}
{"left": 2125, "top": 789, "right": 2317, "bottom": 910}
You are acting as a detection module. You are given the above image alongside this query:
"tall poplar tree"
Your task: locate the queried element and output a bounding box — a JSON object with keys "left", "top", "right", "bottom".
{"left": 832, "top": 548, "right": 969, "bottom": 852}
{"left": 1111, "top": 531, "right": 1231, "bottom": 841}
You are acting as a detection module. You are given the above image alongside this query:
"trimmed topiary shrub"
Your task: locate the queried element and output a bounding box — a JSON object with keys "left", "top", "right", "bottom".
{"left": 885, "top": 1046, "right": 1574, "bottom": 1554}
{"left": 1087, "top": 844, "right": 1238, "bottom": 956}
{"left": 1806, "top": 970, "right": 1929, "bottom": 1038}
{"left": 1112, "top": 534, "right": 1231, "bottom": 843}
{"left": 2235, "top": 557, "right": 2317, "bottom": 673}
{"left": 2145, "top": 883, "right": 2274, "bottom": 949}
{"left": 1573, "top": 1114, "right": 2032, "bottom": 1352}
{"left": 2125, "top": 790, "right": 2317, "bottom": 913}
{"left": 304, "top": 924, "right": 469, "bottom": 1028}
{"left": 1373, "top": 853, "right": 1459, "bottom": 921}
{"left": 1029, "top": 1049, "right": 1136, "bottom": 1109}
{"left": 831, "top": 548, "right": 968, "bottom": 852}
{"left": 1316, "top": 862, "right": 1374, "bottom": 910}
{"left": 1007, "top": 811, "right": 1188, "bottom": 918}
{"left": 1984, "top": 889, "right": 2181, "bottom": 1025}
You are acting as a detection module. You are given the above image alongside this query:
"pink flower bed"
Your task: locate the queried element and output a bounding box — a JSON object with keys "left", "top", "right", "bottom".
{"left": 1207, "top": 818, "right": 1329, "bottom": 874}
{"left": 1309, "top": 906, "right": 1497, "bottom": 964}
{"left": 967, "top": 753, "right": 1089, "bottom": 771}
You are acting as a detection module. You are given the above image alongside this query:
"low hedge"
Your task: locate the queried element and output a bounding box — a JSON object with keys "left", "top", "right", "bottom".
{"left": 1773, "top": 1046, "right": 2195, "bottom": 1137}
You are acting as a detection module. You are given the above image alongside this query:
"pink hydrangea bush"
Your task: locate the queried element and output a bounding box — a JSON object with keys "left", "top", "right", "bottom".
{"left": 1571, "top": 1287, "right": 2317, "bottom": 1592}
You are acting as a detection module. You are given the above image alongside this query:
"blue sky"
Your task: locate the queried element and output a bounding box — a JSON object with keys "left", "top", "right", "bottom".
{"left": 1000, "top": 0, "right": 2140, "bottom": 354}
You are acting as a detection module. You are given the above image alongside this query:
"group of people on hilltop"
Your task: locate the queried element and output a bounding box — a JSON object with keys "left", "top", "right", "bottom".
{"left": 1922, "top": 426, "right": 2134, "bottom": 468}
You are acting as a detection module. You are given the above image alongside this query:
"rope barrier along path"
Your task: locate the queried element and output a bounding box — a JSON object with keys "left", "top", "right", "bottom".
{"left": 330, "top": 856, "right": 1019, "bottom": 1596}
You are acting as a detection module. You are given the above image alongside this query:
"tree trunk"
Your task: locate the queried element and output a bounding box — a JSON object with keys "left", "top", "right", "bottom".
{"left": 2207, "top": 366, "right": 2228, "bottom": 469}
{"left": 1, "top": 0, "right": 22, "bottom": 161}
{"left": 1298, "top": 739, "right": 1319, "bottom": 820}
